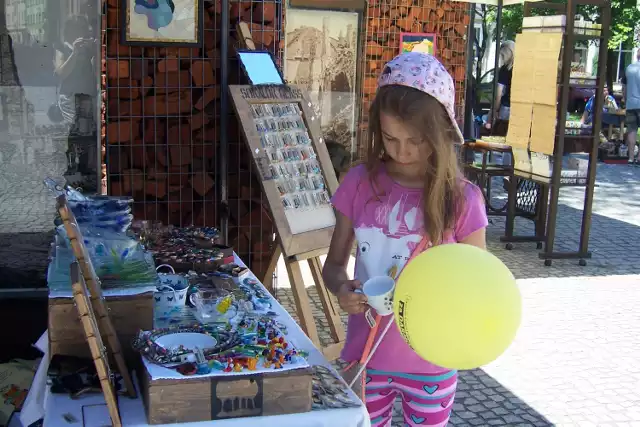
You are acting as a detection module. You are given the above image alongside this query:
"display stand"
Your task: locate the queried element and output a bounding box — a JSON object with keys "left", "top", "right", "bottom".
{"left": 229, "top": 84, "right": 345, "bottom": 360}
{"left": 56, "top": 195, "right": 137, "bottom": 397}
{"left": 500, "top": 0, "right": 611, "bottom": 266}
{"left": 70, "top": 261, "right": 122, "bottom": 427}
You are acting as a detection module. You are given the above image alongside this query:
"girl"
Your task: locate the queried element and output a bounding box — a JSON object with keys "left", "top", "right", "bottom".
{"left": 322, "top": 52, "right": 488, "bottom": 427}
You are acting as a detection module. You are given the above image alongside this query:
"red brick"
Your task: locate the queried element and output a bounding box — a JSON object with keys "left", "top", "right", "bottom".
{"left": 154, "top": 71, "right": 191, "bottom": 93}
{"left": 108, "top": 99, "right": 142, "bottom": 117}
{"left": 108, "top": 147, "right": 129, "bottom": 174}
{"left": 122, "top": 169, "right": 144, "bottom": 193}
{"left": 170, "top": 146, "right": 192, "bottom": 166}
{"left": 148, "top": 148, "right": 168, "bottom": 167}
{"left": 107, "top": 60, "right": 129, "bottom": 79}
{"left": 189, "top": 114, "right": 211, "bottom": 130}
{"left": 147, "top": 167, "right": 167, "bottom": 181}
{"left": 144, "top": 91, "right": 191, "bottom": 115}
{"left": 167, "top": 166, "right": 190, "bottom": 186}
{"left": 144, "top": 120, "right": 166, "bottom": 143}
{"left": 191, "top": 60, "right": 216, "bottom": 86}
{"left": 129, "top": 59, "right": 149, "bottom": 79}
{"left": 252, "top": 2, "right": 276, "bottom": 23}
{"left": 189, "top": 173, "right": 215, "bottom": 197}
{"left": 108, "top": 80, "right": 141, "bottom": 99}
{"left": 193, "top": 145, "right": 216, "bottom": 160}
{"left": 107, "top": 120, "right": 140, "bottom": 143}
{"left": 130, "top": 147, "right": 147, "bottom": 169}
{"left": 249, "top": 24, "right": 275, "bottom": 47}
{"left": 145, "top": 180, "right": 167, "bottom": 199}
{"left": 158, "top": 58, "right": 179, "bottom": 72}
{"left": 195, "top": 87, "right": 219, "bottom": 110}
{"left": 167, "top": 124, "right": 192, "bottom": 145}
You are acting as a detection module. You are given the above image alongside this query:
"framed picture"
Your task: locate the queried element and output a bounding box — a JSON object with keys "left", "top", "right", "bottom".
{"left": 288, "top": 0, "right": 364, "bottom": 10}
{"left": 121, "top": 0, "right": 203, "bottom": 46}
{"left": 284, "top": 8, "right": 359, "bottom": 153}
{"left": 399, "top": 32, "right": 437, "bottom": 56}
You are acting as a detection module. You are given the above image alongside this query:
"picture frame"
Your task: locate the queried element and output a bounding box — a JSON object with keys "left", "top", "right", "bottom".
{"left": 288, "top": 0, "right": 364, "bottom": 11}
{"left": 120, "top": 0, "right": 203, "bottom": 47}
{"left": 284, "top": 8, "right": 360, "bottom": 154}
{"left": 229, "top": 85, "right": 339, "bottom": 258}
{"left": 399, "top": 32, "right": 438, "bottom": 56}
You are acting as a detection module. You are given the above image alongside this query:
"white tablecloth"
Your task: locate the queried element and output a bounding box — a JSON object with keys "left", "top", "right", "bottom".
{"left": 27, "top": 254, "right": 370, "bottom": 427}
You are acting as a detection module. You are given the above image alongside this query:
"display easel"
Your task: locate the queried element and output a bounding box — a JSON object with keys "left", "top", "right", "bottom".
{"left": 500, "top": 0, "right": 611, "bottom": 266}
{"left": 57, "top": 195, "right": 137, "bottom": 396}
{"left": 231, "top": 26, "right": 345, "bottom": 360}
{"left": 70, "top": 261, "right": 122, "bottom": 427}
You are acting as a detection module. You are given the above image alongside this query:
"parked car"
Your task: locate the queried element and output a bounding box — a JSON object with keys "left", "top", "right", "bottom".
{"left": 475, "top": 69, "right": 595, "bottom": 115}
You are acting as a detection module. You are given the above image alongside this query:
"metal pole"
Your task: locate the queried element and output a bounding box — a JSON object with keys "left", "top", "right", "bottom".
{"left": 219, "top": 0, "right": 229, "bottom": 244}
{"left": 616, "top": 41, "right": 622, "bottom": 84}
{"left": 491, "top": 0, "right": 503, "bottom": 123}
{"left": 463, "top": 3, "right": 476, "bottom": 139}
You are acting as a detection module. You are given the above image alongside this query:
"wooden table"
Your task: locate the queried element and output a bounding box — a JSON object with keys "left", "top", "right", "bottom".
{"left": 31, "top": 254, "right": 371, "bottom": 427}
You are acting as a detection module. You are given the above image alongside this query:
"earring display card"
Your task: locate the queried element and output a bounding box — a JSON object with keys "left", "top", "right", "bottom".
{"left": 230, "top": 85, "right": 340, "bottom": 257}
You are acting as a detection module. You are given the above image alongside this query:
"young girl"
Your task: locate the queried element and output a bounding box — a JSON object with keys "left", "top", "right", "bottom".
{"left": 323, "top": 52, "right": 488, "bottom": 427}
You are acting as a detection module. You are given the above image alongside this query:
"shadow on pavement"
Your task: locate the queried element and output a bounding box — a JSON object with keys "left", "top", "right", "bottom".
{"left": 486, "top": 202, "right": 640, "bottom": 280}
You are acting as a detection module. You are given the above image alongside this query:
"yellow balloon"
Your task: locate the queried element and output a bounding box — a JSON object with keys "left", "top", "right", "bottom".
{"left": 393, "top": 243, "right": 521, "bottom": 370}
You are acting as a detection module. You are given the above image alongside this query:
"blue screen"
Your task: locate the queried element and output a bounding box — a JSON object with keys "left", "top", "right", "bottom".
{"left": 237, "top": 51, "right": 284, "bottom": 85}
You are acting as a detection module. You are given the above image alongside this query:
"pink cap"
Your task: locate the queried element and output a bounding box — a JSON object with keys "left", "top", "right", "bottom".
{"left": 377, "top": 52, "right": 463, "bottom": 144}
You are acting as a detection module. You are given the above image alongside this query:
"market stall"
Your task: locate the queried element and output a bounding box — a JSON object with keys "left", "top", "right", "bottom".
{"left": 19, "top": 184, "right": 369, "bottom": 427}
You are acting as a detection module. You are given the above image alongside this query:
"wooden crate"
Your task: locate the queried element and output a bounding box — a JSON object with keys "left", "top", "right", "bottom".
{"left": 48, "top": 292, "right": 154, "bottom": 359}
{"left": 139, "top": 364, "right": 313, "bottom": 424}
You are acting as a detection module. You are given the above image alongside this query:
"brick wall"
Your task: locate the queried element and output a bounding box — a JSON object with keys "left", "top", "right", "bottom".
{"left": 358, "top": 0, "right": 470, "bottom": 159}
{"left": 101, "top": 0, "right": 281, "bottom": 278}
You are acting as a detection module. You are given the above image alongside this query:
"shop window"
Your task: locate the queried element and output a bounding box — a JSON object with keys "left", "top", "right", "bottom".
{"left": 0, "top": 0, "right": 100, "bottom": 289}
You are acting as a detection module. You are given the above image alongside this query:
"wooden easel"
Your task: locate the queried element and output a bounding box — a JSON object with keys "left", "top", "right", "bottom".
{"left": 70, "top": 262, "right": 122, "bottom": 427}
{"left": 235, "top": 23, "right": 345, "bottom": 360}
{"left": 57, "top": 195, "right": 137, "bottom": 398}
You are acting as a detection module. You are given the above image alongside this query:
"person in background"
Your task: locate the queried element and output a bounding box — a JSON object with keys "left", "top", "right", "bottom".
{"left": 54, "top": 15, "right": 97, "bottom": 127}
{"left": 580, "top": 86, "right": 618, "bottom": 126}
{"left": 323, "top": 52, "right": 488, "bottom": 427}
{"left": 485, "top": 40, "right": 515, "bottom": 132}
{"left": 623, "top": 49, "right": 640, "bottom": 165}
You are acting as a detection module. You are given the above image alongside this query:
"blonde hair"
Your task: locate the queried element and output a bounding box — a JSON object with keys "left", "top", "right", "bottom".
{"left": 499, "top": 40, "right": 516, "bottom": 70}
{"left": 366, "top": 85, "right": 463, "bottom": 245}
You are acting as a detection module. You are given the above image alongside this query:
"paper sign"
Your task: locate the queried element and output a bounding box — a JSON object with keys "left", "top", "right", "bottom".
{"left": 530, "top": 104, "right": 557, "bottom": 155}
{"left": 506, "top": 102, "right": 533, "bottom": 149}
{"left": 511, "top": 33, "right": 537, "bottom": 103}
{"left": 533, "top": 33, "right": 563, "bottom": 106}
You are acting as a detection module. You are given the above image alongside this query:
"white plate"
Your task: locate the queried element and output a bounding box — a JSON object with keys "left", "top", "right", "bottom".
{"left": 154, "top": 332, "right": 217, "bottom": 350}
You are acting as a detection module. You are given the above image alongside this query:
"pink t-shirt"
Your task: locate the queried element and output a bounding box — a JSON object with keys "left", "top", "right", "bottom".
{"left": 331, "top": 164, "right": 489, "bottom": 373}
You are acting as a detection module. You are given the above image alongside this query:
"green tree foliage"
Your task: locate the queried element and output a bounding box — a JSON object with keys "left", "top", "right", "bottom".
{"left": 486, "top": 1, "right": 640, "bottom": 49}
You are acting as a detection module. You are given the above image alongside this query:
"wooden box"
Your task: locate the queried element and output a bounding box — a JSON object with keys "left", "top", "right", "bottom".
{"left": 48, "top": 291, "right": 154, "bottom": 360}
{"left": 139, "top": 365, "right": 313, "bottom": 424}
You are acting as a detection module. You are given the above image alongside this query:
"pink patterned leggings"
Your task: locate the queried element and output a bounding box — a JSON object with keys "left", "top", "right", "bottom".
{"left": 365, "top": 369, "right": 457, "bottom": 427}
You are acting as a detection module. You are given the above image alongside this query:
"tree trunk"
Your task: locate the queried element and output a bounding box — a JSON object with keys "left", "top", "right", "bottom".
{"left": 606, "top": 49, "right": 616, "bottom": 92}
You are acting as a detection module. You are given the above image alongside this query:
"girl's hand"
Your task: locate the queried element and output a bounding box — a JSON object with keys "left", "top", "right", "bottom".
{"left": 336, "top": 280, "right": 368, "bottom": 314}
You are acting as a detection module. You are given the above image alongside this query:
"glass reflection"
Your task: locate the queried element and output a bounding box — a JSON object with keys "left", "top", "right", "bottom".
{"left": 1, "top": 0, "right": 100, "bottom": 289}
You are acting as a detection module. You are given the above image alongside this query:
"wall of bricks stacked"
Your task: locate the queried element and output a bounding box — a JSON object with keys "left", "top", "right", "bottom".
{"left": 101, "top": 0, "right": 281, "bottom": 278}
{"left": 358, "top": 0, "right": 470, "bottom": 159}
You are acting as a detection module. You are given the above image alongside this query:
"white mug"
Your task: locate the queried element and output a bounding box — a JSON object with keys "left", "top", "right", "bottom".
{"left": 362, "top": 276, "right": 395, "bottom": 316}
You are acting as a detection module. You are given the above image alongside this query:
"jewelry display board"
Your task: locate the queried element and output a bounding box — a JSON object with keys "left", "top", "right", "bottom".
{"left": 229, "top": 85, "right": 339, "bottom": 258}
{"left": 70, "top": 261, "right": 122, "bottom": 427}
